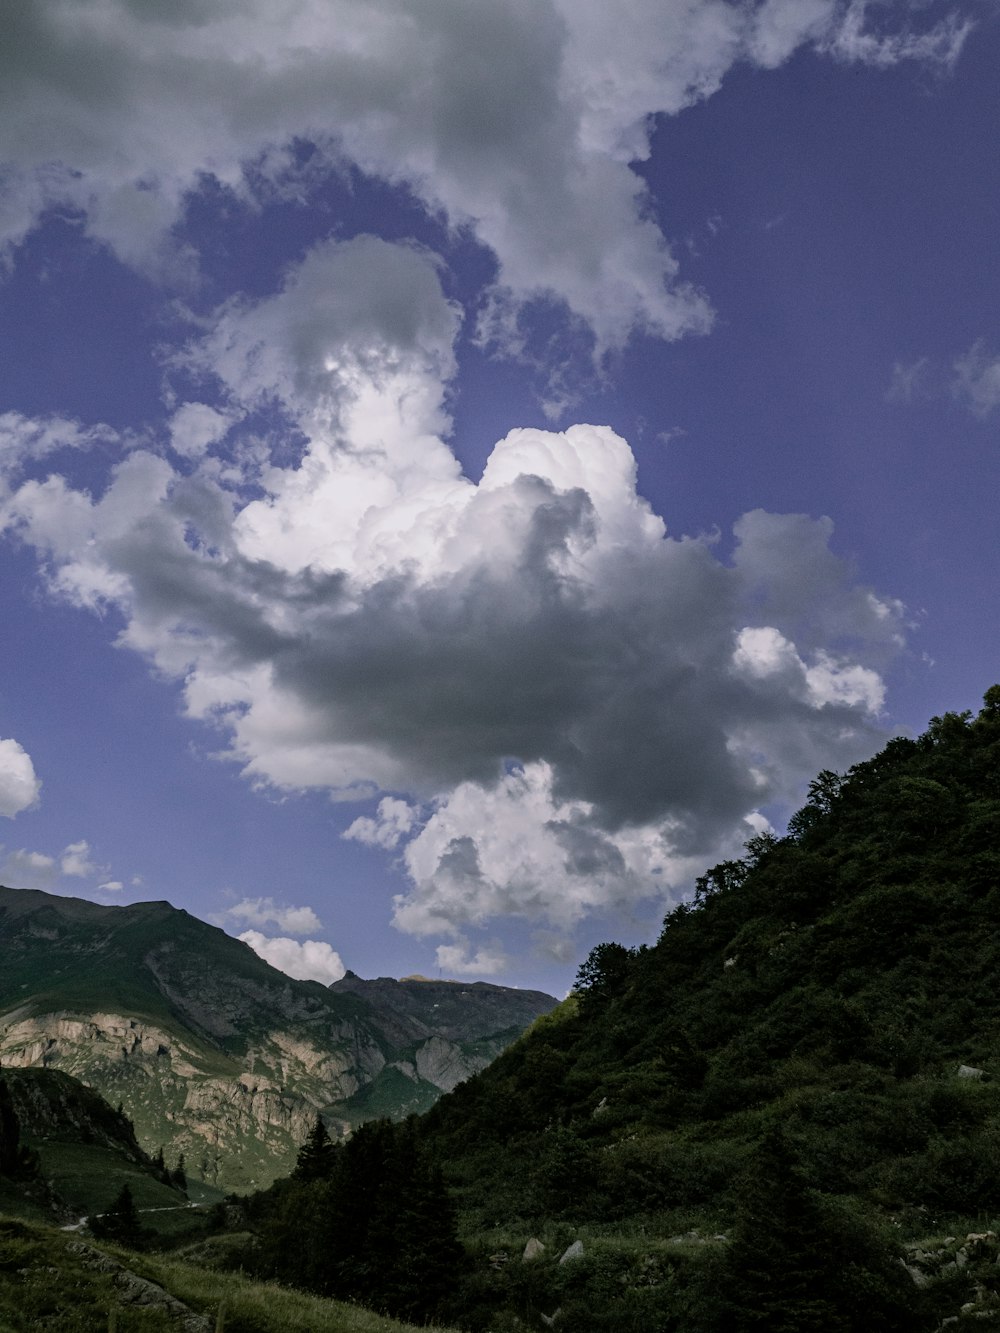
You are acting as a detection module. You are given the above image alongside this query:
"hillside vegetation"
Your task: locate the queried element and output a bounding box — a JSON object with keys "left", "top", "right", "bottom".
{"left": 399, "top": 687, "right": 1000, "bottom": 1329}
{"left": 0, "top": 1215, "right": 460, "bottom": 1333}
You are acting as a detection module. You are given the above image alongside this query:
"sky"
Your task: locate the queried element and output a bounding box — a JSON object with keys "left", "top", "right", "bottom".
{"left": 0, "top": 0, "right": 997, "bottom": 997}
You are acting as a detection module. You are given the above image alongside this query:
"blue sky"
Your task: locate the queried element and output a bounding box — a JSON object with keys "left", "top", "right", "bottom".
{"left": 0, "top": 0, "right": 996, "bottom": 995}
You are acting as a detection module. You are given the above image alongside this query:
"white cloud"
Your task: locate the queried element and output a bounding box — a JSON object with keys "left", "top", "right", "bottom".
{"left": 0, "top": 737, "right": 41, "bottom": 817}
{"left": 344, "top": 797, "right": 419, "bottom": 851}
{"left": 435, "top": 940, "right": 510, "bottom": 978}
{"left": 885, "top": 356, "right": 932, "bottom": 404}
{"left": 732, "top": 626, "right": 885, "bottom": 713}
{"left": 393, "top": 760, "right": 719, "bottom": 939}
{"left": 0, "top": 223, "right": 909, "bottom": 947}
{"left": 0, "top": 836, "right": 117, "bottom": 891}
{"left": 953, "top": 341, "right": 1000, "bottom": 417}
{"left": 168, "top": 403, "right": 238, "bottom": 459}
{"left": 0, "top": 412, "right": 120, "bottom": 475}
{"left": 238, "top": 929, "right": 346, "bottom": 984}
{"left": 225, "top": 896, "right": 323, "bottom": 935}
{"left": 821, "top": 1, "right": 970, "bottom": 71}
{"left": 97, "top": 880, "right": 124, "bottom": 893}
{"left": 0, "top": 399, "right": 907, "bottom": 941}
{"left": 60, "top": 839, "right": 98, "bottom": 878}
{"left": 0, "top": 847, "right": 57, "bottom": 890}
{"left": 0, "top": 1, "right": 970, "bottom": 355}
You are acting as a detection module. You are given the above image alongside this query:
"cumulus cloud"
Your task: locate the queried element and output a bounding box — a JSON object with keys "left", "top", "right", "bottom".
{"left": 0, "top": 847, "right": 57, "bottom": 890}
{"left": 393, "top": 761, "right": 721, "bottom": 941}
{"left": 0, "top": 737, "right": 41, "bottom": 817}
{"left": 953, "top": 341, "right": 1000, "bottom": 417}
{"left": 60, "top": 839, "right": 98, "bottom": 878}
{"left": 97, "top": 880, "right": 124, "bottom": 893}
{"left": 344, "top": 798, "right": 419, "bottom": 850}
{"left": 435, "top": 940, "right": 510, "bottom": 978}
{"left": 0, "top": 0, "right": 970, "bottom": 354}
{"left": 0, "top": 216, "right": 910, "bottom": 950}
{"left": 224, "top": 896, "right": 323, "bottom": 935}
{"left": 0, "top": 834, "right": 118, "bottom": 892}
{"left": 169, "top": 403, "right": 238, "bottom": 460}
{"left": 0, "top": 383, "right": 907, "bottom": 944}
{"left": 238, "top": 929, "right": 346, "bottom": 984}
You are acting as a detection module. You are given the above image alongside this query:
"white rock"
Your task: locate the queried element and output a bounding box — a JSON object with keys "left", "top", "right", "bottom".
{"left": 559, "top": 1240, "right": 584, "bottom": 1264}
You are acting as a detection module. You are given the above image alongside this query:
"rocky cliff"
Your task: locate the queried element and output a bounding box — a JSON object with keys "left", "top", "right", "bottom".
{"left": 0, "top": 886, "right": 555, "bottom": 1189}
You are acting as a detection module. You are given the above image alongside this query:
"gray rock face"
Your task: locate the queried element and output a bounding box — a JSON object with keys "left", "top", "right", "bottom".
{"left": 0, "top": 884, "right": 556, "bottom": 1190}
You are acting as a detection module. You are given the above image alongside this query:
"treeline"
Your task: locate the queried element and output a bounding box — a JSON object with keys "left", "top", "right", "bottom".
{"left": 242, "top": 1116, "right": 465, "bottom": 1324}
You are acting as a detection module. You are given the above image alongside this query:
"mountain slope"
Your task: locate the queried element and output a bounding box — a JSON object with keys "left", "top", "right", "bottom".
{"left": 406, "top": 688, "right": 1000, "bottom": 1329}
{"left": 1, "top": 1067, "right": 191, "bottom": 1227}
{"left": 0, "top": 890, "right": 555, "bottom": 1189}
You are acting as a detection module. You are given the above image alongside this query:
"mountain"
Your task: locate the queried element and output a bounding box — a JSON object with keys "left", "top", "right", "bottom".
{"left": 1, "top": 1066, "right": 191, "bottom": 1228}
{"left": 389, "top": 687, "right": 1000, "bottom": 1330}
{"left": 0, "top": 888, "right": 555, "bottom": 1190}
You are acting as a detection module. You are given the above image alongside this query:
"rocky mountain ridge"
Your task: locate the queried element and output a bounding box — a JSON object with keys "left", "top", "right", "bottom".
{"left": 0, "top": 886, "right": 555, "bottom": 1189}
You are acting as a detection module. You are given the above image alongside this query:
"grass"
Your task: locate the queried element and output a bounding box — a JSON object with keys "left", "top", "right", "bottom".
{"left": 139, "top": 1255, "right": 463, "bottom": 1333}
{"left": 34, "top": 1142, "right": 187, "bottom": 1216}
{"left": 0, "top": 1217, "right": 462, "bottom": 1333}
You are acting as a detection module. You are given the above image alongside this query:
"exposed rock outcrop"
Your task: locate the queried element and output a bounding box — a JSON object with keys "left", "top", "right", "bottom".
{"left": 0, "top": 884, "right": 557, "bottom": 1189}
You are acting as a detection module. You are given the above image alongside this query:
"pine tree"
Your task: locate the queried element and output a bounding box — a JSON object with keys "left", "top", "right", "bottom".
{"left": 91, "top": 1183, "right": 143, "bottom": 1245}
{"left": 171, "top": 1153, "right": 187, "bottom": 1193}
{"left": 292, "top": 1116, "right": 336, "bottom": 1182}
{"left": 707, "top": 1128, "right": 917, "bottom": 1332}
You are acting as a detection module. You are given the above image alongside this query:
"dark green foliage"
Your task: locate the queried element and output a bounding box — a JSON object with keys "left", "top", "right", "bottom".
{"left": 408, "top": 689, "right": 1000, "bottom": 1328}
{"left": 254, "top": 1117, "right": 465, "bottom": 1323}
{"left": 89, "top": 1182, "right": 143, "bottom": 1246}
{"left": 291, "top": 1114, "right": 336, "bottom": 1182}
{"left": 0, "top": 1077, "right": 39, "bottom": 1181}
{"left": 170, "top": 1152, "right": 187, "bottom": 1193}
{"left": 698, "top": 1129, "right": 921, "bottom": 1332}
{"left": 574, "top": 941, "right": 637, "bottom": 1010}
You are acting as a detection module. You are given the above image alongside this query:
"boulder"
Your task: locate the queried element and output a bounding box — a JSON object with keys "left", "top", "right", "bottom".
{"left": 522, "top": 1237, "right": 546, "bottom": 1262}
{"left": 559, "top": 1240, "right": 584, "bottom": 1264}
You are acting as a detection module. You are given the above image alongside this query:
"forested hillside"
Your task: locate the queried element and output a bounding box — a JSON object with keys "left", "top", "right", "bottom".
{"left": 398, "top": 687, "right": 1000, "bottom": 1329}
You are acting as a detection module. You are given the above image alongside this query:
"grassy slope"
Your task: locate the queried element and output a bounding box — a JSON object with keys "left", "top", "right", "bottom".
{"left": 0, "top": 1217, "right": 460, "bottom": 1333}
{"left": 2, "top": 1068, "right": 196, "bottom": 1237}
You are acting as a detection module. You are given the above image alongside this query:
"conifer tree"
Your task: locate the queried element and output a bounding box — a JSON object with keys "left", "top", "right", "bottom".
{"left": 292, "top": 1115, "right": 336, "bottom": 1182}
{"left": 706, "top": 1128, "right": 917, "bottom": 1332}
{"left": 91, "top": 1183, "right": 143, "bottom": 1246}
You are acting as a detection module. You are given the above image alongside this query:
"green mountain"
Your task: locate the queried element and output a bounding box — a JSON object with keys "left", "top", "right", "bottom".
{"left": 1, "top": 1067, "right": 191, "bottom": 1230}
{"left": 395, "top": 688, "right": 1000, "bottom": 1329}
{"left": 0, "top": 889, "right": 555, "bottom": 1190}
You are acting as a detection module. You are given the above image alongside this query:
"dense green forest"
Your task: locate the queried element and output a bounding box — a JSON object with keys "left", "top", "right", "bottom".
{"left": 245, "top": 688, "right": 1000, "bottom": 1330}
